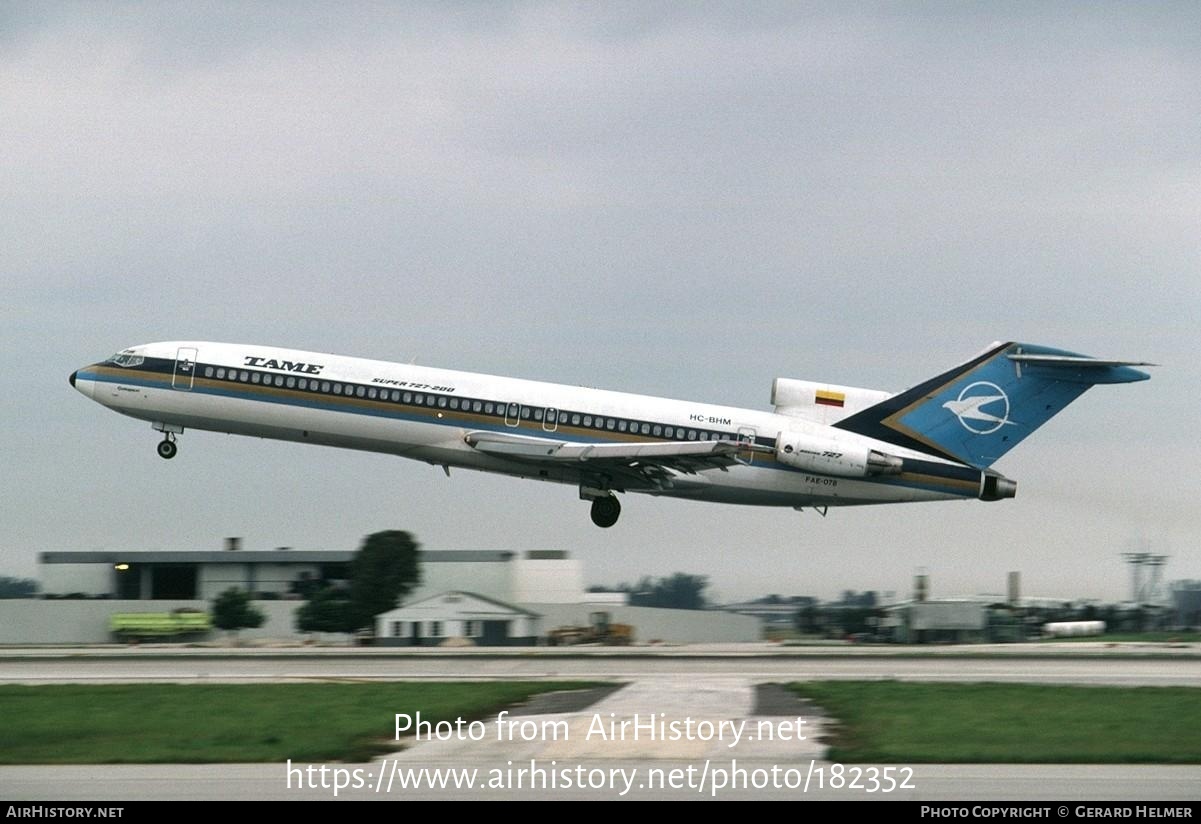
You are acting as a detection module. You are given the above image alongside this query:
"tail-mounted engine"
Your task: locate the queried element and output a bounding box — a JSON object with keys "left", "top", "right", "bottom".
{"left": 775, "top": 431, "right": 903, "bottom": 478}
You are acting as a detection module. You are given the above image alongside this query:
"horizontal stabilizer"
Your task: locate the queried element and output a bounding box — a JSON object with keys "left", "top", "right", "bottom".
{"left": 1007, "top": 352, "right": 1156, "bottom": 382}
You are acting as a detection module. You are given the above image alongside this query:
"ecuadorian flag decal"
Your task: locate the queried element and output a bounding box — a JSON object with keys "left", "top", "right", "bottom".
{"left": 815, "top": 389, "right": 845, "bottom": 408}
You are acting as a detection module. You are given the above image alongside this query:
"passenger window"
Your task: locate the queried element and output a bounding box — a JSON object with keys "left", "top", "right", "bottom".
{"left": 618, "top": 420, "right": 628, "bottom": 432}
{"left": 438, "top": 396, "right": 447, "bottom": 408}
{"left": 652, "top": 425, "right": 662, "bottom": 436}
{"left": 606, "top": 418, "right": 616, "bottom": 430}
{"left": 251, "top": 373, "right": 261, "bottom": 384}
{"left": 426, "top": 395, "right": 436, "bottom": 406}
{"left": 287, "top": 377, "right": 297, "bottom": 389}
{"left": 571, "top": 414, "right": 581, "bottom": 426}
{"left": 298, "top": 378, "right": 307, "bottom": 390}
{"left": 450, "top": 398, "right": 459, "bottom": 409}
{"left": 640, "top": 423, "right": 650, "bottom": 435}
{"left": 414, "top": 394, "right": 424, "bottom": 405}
{"left": 204, "top": 366, "right": 214, "bottom": 378}
{"left": 484, "top": 402, "right": 494, "bottom": 414}
{"left": 473, "top": 401, "right": 482, "bottom": 413}
{"left": 367, "top": 387, "right": 376, "bottom": 399}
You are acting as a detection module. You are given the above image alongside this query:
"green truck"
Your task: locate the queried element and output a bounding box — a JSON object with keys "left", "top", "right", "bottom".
{"left": 109, "top": 610, "right": 212, "bottom": 641}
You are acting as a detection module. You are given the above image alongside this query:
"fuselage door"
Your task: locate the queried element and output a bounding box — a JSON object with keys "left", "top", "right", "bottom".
{"left": 737, "top": 426, "right": 757, "bottom": 464}
{"left": 172, "top": 347, "right": 198, "bottom": 391}
{"left": 543, "top": 407, "right": 559, "bottom": 433}
{"left": 504, "top": 402, "right": 521, "bottom": 428}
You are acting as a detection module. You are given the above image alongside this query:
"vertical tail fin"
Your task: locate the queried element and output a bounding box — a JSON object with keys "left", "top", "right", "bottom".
{"left": 833, "top": 342, "right": 1152, "bottom": 468}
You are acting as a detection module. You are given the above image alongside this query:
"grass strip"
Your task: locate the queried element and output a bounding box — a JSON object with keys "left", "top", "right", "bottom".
{"left": 0, "top": 681, "right": 593, "bottom": 764}
{"left": 789, "top": 681, "right": 1201, "bottom": 763}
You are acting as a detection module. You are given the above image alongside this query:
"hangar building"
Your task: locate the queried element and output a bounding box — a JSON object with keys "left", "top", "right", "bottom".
{"left": 0, "top": 545, "right": 758, "bottom": 645}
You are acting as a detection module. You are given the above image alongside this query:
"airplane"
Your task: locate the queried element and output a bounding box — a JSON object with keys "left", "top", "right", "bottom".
{"left": 70, "top": 341, "right": 1152, "bottom": 527}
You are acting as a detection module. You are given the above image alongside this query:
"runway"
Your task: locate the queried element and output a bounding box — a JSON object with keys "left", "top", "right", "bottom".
{"left": 1, "top": 645, "right": 1199, "bottom": 801}
{"left": 1, "top": 647, "right": 1199, "bottom": 687}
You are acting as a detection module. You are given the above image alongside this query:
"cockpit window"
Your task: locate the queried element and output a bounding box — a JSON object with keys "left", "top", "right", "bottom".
{"left": 105, "top": 350, "right": 144, "bottom": 368}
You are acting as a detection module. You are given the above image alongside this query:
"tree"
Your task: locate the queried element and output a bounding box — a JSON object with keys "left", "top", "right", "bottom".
{"left": 296, "top": 587, "right": 357, "bottom": 634}
{"left": 347, "top": 530, "right": 422, "bottom": 629}
{"left": 655, "top": 572, "right": 709, "bottom": 610}
{"left": 625, "top": 572, "right": 709, "bottom": 610}
{"left": 0, "top": 576, "right": 38, "bottom": 598}
{"left": 591, "top": 573, "right": 711, "bottom": 611}
{"left": 211, "top": 588, "right": 265, "bottom": 639}
{"left": 796, "top": 603, "right": 819, "bottom": 634}
{"left": 294, "top": 531, "right": 423, "bottom": 634}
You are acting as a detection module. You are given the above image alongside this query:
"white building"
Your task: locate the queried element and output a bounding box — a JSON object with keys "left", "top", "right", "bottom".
{"left": 375, "top": 592, "right": 539, "bottom": 646}
{"left": 1, "top": 547, "right": 758, "bottom": 644}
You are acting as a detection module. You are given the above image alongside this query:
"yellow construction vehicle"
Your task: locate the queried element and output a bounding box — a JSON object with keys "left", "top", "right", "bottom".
{"left": 547, "top": 611, "right": 634, "bottom": 646}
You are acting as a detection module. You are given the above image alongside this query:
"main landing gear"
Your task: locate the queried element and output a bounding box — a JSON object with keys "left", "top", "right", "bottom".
{"left": 152, "top": 422, "right": 183, "bottom": 460}
{"left": 589, "top": 495, "right": 621, "bottom": 528}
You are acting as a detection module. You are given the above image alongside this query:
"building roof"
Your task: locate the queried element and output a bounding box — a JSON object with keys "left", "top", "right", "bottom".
{"left": 39, "top": 550, "right": 517, "bottom": 565}
{"left": 381, "top": 590, "right": 540, "bottom": 618}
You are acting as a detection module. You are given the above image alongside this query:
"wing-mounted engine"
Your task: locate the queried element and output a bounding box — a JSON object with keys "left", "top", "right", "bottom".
{"left": 775, "top": 430, "right": 903, "bottom": 478}
{"left": 771, "top": 378, "right": 891, "bottom": 425}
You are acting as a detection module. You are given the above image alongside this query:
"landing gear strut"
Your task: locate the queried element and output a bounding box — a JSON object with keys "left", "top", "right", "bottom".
{"left": 589, "top": 495, "right": 621, "bottom": 528}
{"left": 152, "top": 422, "right": 183, "bottom": 460}
{"left": 156, "top": 433, "right": 178, "bottom": 460}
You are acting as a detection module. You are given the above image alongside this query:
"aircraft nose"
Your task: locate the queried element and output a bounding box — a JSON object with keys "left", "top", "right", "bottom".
{"left": 70, "top": 368, "right": 95, "bottom": 399}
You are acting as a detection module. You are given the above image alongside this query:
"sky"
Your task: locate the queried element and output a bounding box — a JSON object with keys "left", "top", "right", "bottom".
{"left": 2, "top": 2, "right": 1198, "bottom": 604}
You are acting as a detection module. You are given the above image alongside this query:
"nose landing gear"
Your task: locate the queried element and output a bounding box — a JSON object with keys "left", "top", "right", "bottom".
{"left": 152, "top": 422, "right": 184, "bottom": 460}
{"left": 156, "top": 434, "right": 178, "bottom": 460}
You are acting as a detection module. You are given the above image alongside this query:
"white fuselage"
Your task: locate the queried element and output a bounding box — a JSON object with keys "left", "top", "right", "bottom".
{"left": 71, "top": 341, "right": 988, "bottom": 514}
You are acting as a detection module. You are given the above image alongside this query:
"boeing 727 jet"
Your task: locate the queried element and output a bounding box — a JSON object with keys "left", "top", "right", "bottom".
{"left": 70, "top": 341, "right": 1151, "bottom": 527}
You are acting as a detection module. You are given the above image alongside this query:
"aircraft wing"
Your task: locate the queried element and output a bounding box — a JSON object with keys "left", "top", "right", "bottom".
{"left": 463, "top": 430, "right": 770, "bottom": 489}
